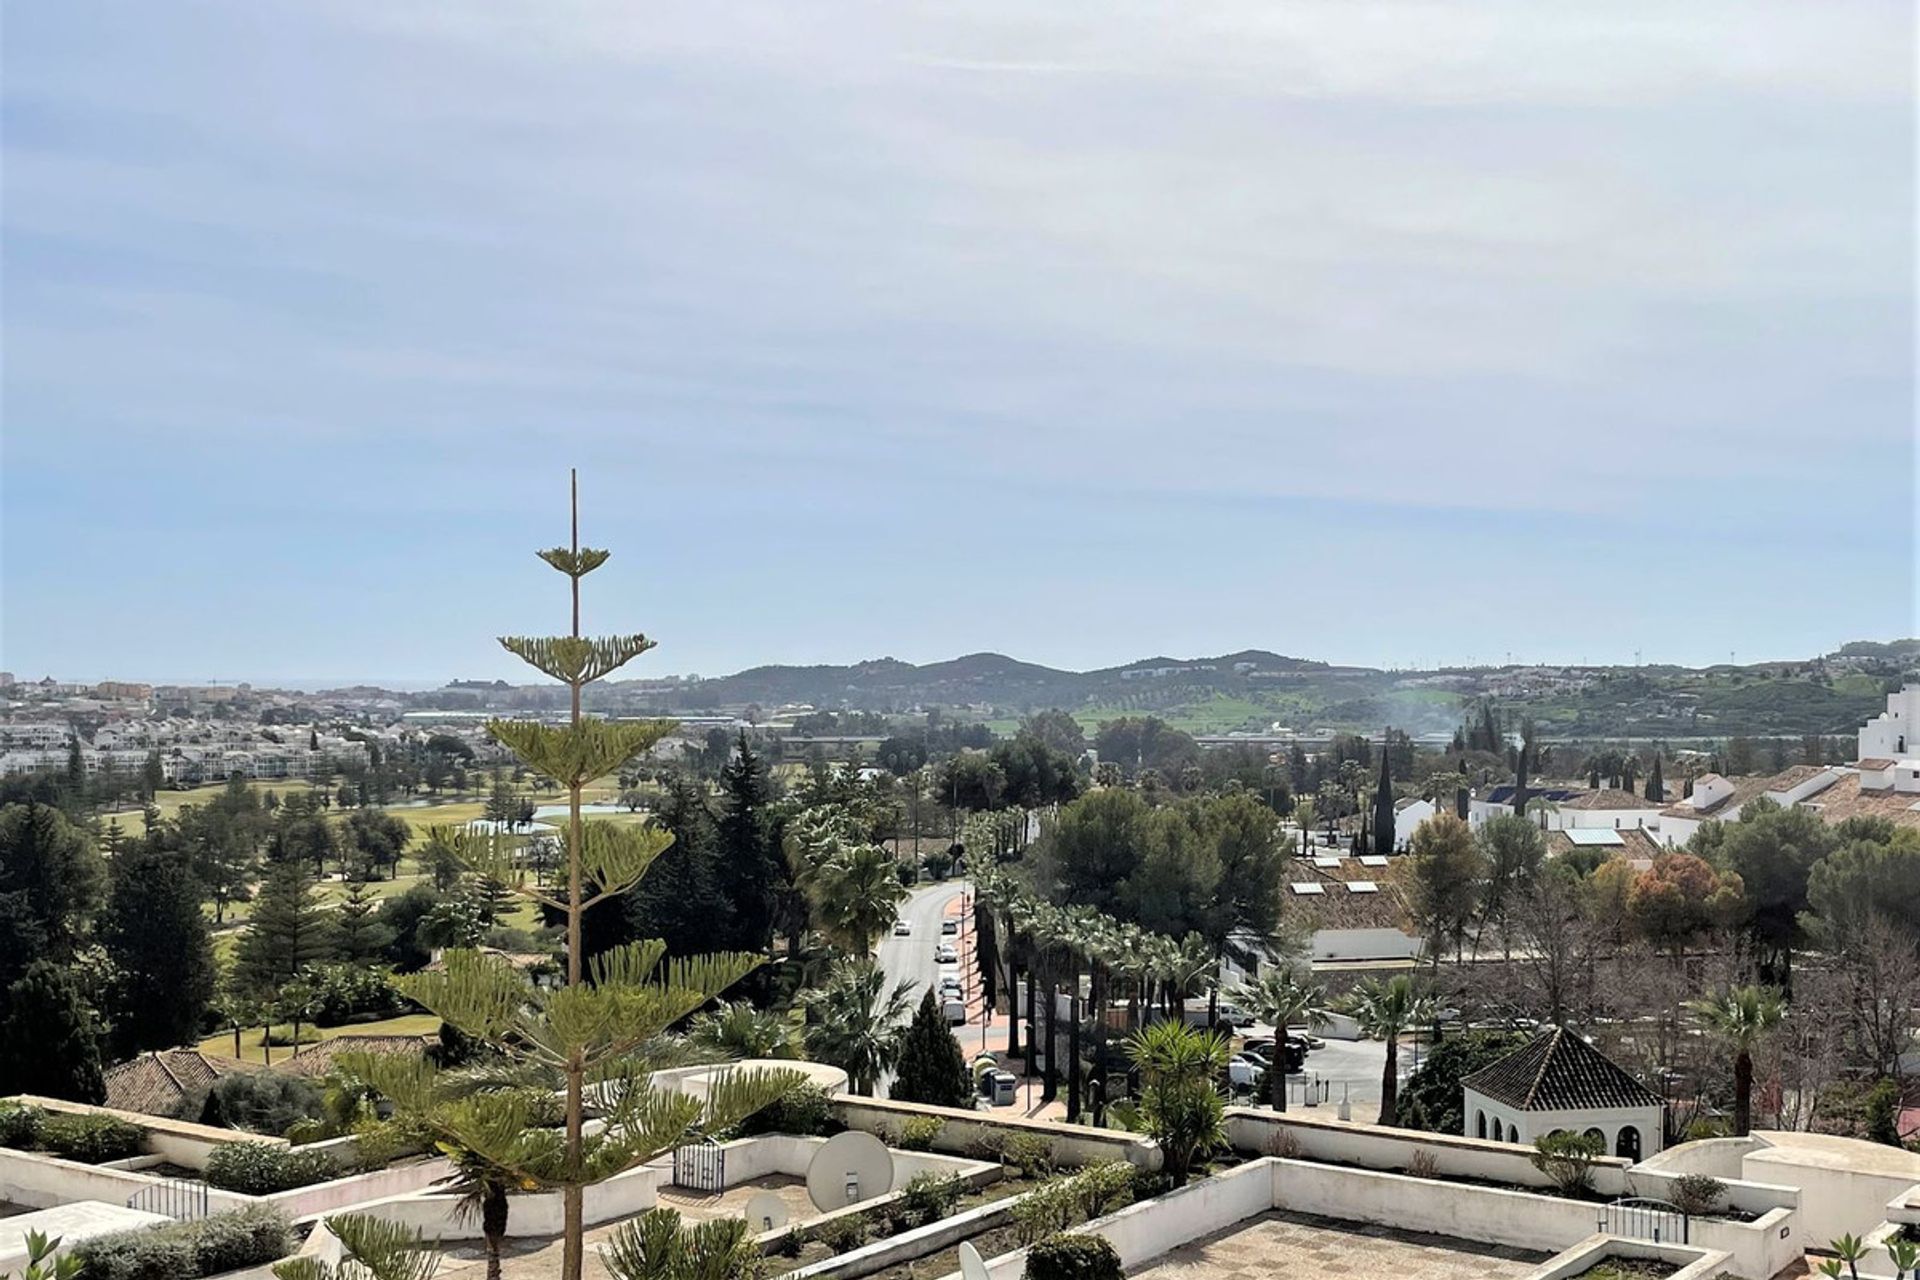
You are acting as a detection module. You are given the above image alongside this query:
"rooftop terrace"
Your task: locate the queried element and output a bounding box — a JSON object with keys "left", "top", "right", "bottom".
{"left": 1127, "top": 1210, "right": 1547, "bottom": 1280}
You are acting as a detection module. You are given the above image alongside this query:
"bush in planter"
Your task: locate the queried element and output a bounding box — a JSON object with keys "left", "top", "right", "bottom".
{"left": 1530, "top": 1131, "right": 1605, "bottom": 1196}
{"left": 36, "top": 1113, "right": 144, "bottom": 1164}
{"left": 811, "top": 1211, "right": 870, "bottom": 1254}
{"left": 0, "top": 1102, "right": 46, "bottom": 1148}
{"left": 901, "top": 1172, "right": 965, "bottom": 1225}
{"left": 72, "top": 1205, "right": 292, "bottom": 1279}
{"left": 205, "top": 1140, "right": 339, "bottom": 1194}
{"left": 1004, "top": 1133, "right": 1055, "bottom": 1178}
{"left": 1024, "top": 1233, "right": 1122, "bottom": 1280}
{"left": 738, "top": 1082, "right": 835, "bottom": 1138}
{"left": 1668, "top": 1173, "right": 1726, "bottom": 1216}
{"left": 898, "top": 1116, "right": 945, "bottom": 1152}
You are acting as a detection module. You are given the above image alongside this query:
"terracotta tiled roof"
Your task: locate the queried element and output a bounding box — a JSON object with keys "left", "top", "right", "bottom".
{"left": 1796, "top": 772, "right": 1920, "bottom": 830}
{"left": 103, "top": 1049, "right": 248, "bottom": 1117}
{"left": 1558, "top": 790, "right": 1661, "bottom": 811}
{"left": 1858, "top": 758, "right": 1897, "bottom": 771}
{"left": 1283, "top": 856, "right": 1411, "bottom": 931}
{"left": 282, "top": 1034, "right": 435, "bottom": 1077}
{"left": 1545, "top": 828, "right": 1663, "bottom": 868}
{"left": 1462, "top": 1026, "right": 1663, "bottom": 1112}
{"left": 1660, "top": 770, "right": 1799, "bottom": 820}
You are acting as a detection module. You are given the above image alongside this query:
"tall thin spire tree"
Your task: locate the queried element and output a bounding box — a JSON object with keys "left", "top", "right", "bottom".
{"left": 364, "top": 472, "right": 796, "bottom": 1280}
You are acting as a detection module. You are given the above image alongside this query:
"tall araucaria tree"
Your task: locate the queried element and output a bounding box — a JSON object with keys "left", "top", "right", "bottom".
{"left": 363, "top": 473, "right": 797, "bottom": 1280}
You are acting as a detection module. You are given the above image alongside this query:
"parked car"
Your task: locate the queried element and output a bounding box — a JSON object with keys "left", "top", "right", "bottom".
{"left": 1284, "top": 1028, "right": 1326, "bottom": 1050}
{"left": 934, "top": 943, "right": 958, "bottom": 963}
{"left": 893, "top": 920, "right": 913, "bottom": 937}
{"left": 939, "top": 977, "right": 963, "bottom": 997}
{"left": 941, "top": 919, "right": 960, "bottom": 936}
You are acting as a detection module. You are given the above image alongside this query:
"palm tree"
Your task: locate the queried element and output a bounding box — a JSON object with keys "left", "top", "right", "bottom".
{"left": 1292, "top": 799, "right": 1317, "bottom": 856}
{"left": 1123, "top": 1019, "right": 1230, "bottom": 1186}
{"left": 1335, "top": 974, "right": 1435, "bottom": 1126}
{"left": 1687, "top": 985, "right": 1786, "bottom": 1136}
{"left": 801, "top": 957, "right": 914, "bottom": 1095}
{"left": 806, "top": 838, "right": 910, "bottom": 956}
{"left": 687, "top": 1001, "right": 800, "bottom": 1060}
{"left": 1230, "top": 968, "right": 1328, "bottom": 1111}
{"left": 439, "top": 1141, "right": 532, "bottom": 1280}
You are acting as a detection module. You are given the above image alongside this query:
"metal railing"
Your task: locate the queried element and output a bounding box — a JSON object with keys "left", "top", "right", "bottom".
{"left": 128, "top": 1176, "right": 210, "bottom": 1222}
{"left": 672, "top": 1138, "right": 726, "bottom": 1192}
{"left": 1599, "top": 1196, "right": 1689, "bottom": 1245}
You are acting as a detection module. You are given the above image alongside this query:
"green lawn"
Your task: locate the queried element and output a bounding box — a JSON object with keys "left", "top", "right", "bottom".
{"left": 195, "top": 1012, "right": 443, "bottom": 1065}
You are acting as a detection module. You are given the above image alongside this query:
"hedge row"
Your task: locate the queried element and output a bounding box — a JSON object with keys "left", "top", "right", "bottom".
{"left": 72, "top": 1205, "right": 292, "bottom": 1280}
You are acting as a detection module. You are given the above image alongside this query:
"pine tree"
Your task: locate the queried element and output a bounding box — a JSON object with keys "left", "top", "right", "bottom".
{"left": 101, "top": 841, "right": 216, "bottom": 1057}
{"left": 0, "top": 800, "right": 105, "bottom": 964}
{"left": 892, "top": 989, "right": 972, "bottom": 1107}
{"left": 64, "top": 737, "right": 87, "bottom": 808}
{"left": 1372, "top": 748, "right": 1396, "bottom": 856}
{"left": 336, "top": 880, "right": 390, "bottom": 962}
{"left": 0, "top": 961, "right": 106, "bottom": 1102}
{"left": 234, "top": 862, "right": 338, "bottom": 999}
{"left": 141, "top": 749, "right": 165, "bottom": 799}
{"left": 716, "top": 734, "right": 777, "bottom": 954}
{"left": 1645, "top": 756, "right": 1664, "bottom": 802}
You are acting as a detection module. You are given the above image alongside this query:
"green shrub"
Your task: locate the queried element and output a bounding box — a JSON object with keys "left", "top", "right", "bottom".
{"left": 1668, "top": 1173, "right": 1726, "bottom": 1216}
{"left": 900, "top": 1172, "right": 965, "bottom": 1225}
{"left": 1004, "top": 1133, "right": 1055, "bottom": 1178}
{"left": 1128, "top": 1167, "right": 1173, "bottom": 1202}
{"left": 739, "top": 1083, "right": 835, "bottom": 1138}
{"left": 1530, "top": 1131, "right": 1605, "bottom": 1196}
{"left": 811, "top": 1211, "right": 870, "bottom": 1254}
{"left": 1012, "top": 1177, "right": 1077, "bottom": 1245}
{"left": 1067, "top": 1163, "right": 1134, "bottom": 1222}
{"left": 303, "top": 963, "right": 407, "bottom": 1027}
{"left": 195, "top": 1072, "right": 325, "bottom": 1136}
{"left": 71, "top": 1205, "right": 291, "bottom": 1279}
{"left": 36, "top": 1113, "right": 144, "bottom": 1164}
{"left": 204, "top": 1140, "right": 339, "bottom": 1194}
{"left": 0, "top": 1102, "right": 46, "bottom": 1149}
{"left": 1024, "top": 1233, "right": 1122, "bottom": 1280}
{"left": 898, "top": 1116, "right": 945, "bottom": 1152}
{"left": 966, "top": 1130, "right": 1009, "bottom": 1163}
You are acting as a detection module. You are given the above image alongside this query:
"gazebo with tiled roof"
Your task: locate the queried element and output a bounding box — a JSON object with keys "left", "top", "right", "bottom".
{"left": 1462, "top": 1026, "right": 1665, "bottom": 1161}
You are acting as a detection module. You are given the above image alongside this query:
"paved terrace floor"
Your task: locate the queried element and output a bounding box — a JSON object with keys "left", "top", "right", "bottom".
{"left": 442, "top": 1177, "right": 815, "bottom": 1279}
{"left": 1127, "top": 1210, "right": 1549, "bottom": 1280}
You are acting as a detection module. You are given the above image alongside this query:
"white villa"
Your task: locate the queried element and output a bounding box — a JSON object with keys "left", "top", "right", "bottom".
{"left": 1462, "top": 1026, "right": 1665, "bottom": 1162}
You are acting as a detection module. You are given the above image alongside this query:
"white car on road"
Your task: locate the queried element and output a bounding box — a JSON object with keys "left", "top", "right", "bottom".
{"left": 934, "top": 942, "right": 958, "bottom": 964}
{"left": 892, "top": 920, "right": 912, "bottom": 937}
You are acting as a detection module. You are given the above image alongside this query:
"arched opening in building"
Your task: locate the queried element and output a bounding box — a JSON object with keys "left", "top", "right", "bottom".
{"left": 1616, "top": 1126, "right": 1641, "bottom": 1161}
{"left": 1476, "top": 1112, "right": 1486, "bottom": 1139}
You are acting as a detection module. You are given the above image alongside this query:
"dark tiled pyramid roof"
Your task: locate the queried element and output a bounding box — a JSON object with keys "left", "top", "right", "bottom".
{"left": 1462, "top": 1026, "right": 1662, "bottom": 1111}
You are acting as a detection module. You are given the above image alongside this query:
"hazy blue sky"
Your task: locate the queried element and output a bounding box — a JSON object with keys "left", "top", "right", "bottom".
{"left": 3, "top": 2, "right": 1914, "bottom": 686}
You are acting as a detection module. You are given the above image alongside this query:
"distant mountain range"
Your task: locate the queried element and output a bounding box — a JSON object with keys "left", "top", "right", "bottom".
{"left": 534, "top": 641, "right": 1919, "bottom": 740}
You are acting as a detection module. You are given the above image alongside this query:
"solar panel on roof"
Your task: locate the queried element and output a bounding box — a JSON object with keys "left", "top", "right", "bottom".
{"left": 1289, "top": 882, "right": 1325, "bottom": 895}
{"left": 1312, "top": 856, "right": 1342, "bottom": 869}
{"left": 1359, "top": 855, "right": 1389, "bottom": 867}
{"left": 1564, "top": 828, "right": 1624, "bottom": 846}
{"left": 1347, "top": 881, "right": 1379, "bottom": 893}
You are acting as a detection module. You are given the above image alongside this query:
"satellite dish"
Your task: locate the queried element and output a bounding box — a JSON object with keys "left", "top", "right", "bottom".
{"left": 806, "top": 1131, "right": 895, "bottom": 1212}
{"left": 959, "top": 1241, "right": 992, "bottom": 1280}
{"left": 744, "top": 1191, "right": 790, "bottom": 1234}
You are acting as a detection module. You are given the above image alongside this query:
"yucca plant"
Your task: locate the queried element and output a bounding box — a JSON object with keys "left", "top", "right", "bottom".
{"left": 363, "top": 475, "right": 799, "bottom": 1280}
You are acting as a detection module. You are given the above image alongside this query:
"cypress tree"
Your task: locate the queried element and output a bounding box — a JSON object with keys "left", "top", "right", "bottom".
{"left": 101, "top": 842, "right": 216, "bottom": 1056}
{"left": 1645, "top": 756, "right": 1664, "bottom": 802}
{"left": 892, "top": 989, "right": 971, "bottom": 1108}
{"left": 1372, "top": 750, "right": 1396, "bottom": 855}
{"left": 0, "top": 961, "right": 106, "bottom": 1102}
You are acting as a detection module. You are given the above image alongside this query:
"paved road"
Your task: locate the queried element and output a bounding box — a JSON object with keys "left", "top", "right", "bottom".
{"left": 875, "top": 880, "right": 969, "bottom": 1019}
